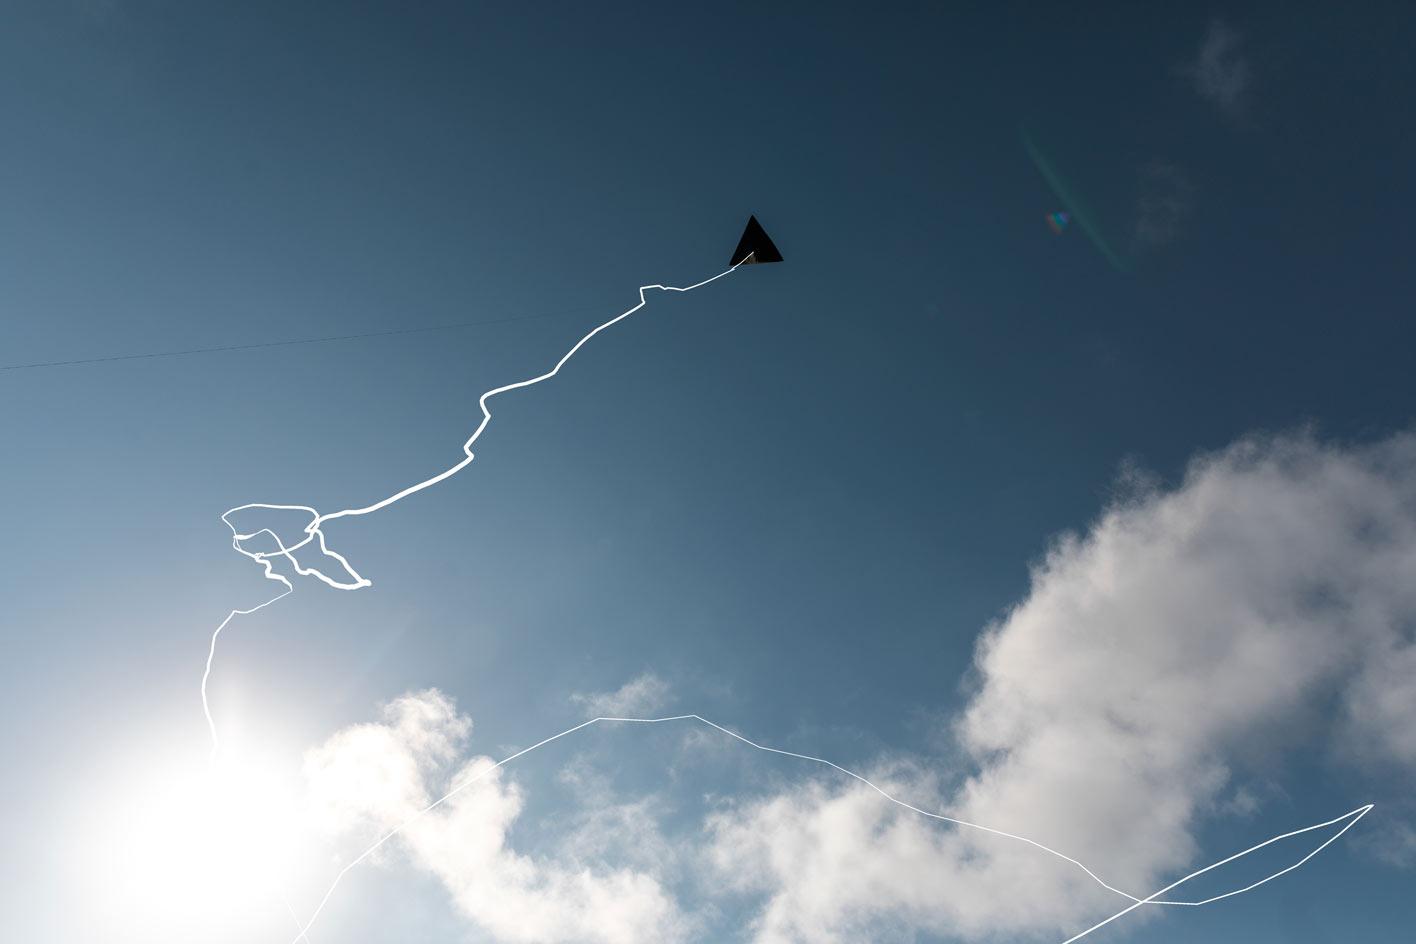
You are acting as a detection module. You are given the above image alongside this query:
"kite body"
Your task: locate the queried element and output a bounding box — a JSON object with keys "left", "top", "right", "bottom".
{"left": 730, "top": 215, "right": 784, "bottom": 266}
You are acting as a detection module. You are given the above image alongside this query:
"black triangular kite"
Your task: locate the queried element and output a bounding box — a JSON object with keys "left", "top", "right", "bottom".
{"left": 729, "top": 215, "right": 784, "bottom": 266}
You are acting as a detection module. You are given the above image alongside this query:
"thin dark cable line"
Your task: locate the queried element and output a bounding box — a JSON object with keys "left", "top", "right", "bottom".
{"left": 0, "top": 306, "right": 605, "bottom": 372}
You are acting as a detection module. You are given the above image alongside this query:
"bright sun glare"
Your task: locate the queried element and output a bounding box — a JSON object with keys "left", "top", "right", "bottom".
{"left": 86, "top": 749, "right": 310, "bottom": 940}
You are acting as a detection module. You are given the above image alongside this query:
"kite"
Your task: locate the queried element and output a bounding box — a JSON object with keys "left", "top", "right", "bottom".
{"left": 1046, "top": 210, "right": 1071, "bottom": 234}
{"left": 729, "top": 215, "right": 784, "bottom": 266}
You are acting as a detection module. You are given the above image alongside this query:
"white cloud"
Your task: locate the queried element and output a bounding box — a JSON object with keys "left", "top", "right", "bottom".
{"left": 572, "top": 672, "right": 672, "bottom": 718}
{"left": 707, "top": 432, "right": 1416, "bottom": 943}
{"left": 1184, "top": 18, "right": 1251, "bottom": 115}
{"left": 553, "top": 758, "right": 684, "bottom": 875}
{"left": 303, "top": 433, "right": 1416, "bottom": 944}
{"left": 706, "top": 759, "right": 1107, "bottom": 944}
{"left": 303, "top": 688, "right": 469, "bottom": 843}
{"left": 1343, "top": 637, "right": 1416, "bottom": 766}
{"left": 304, "top": 689, "right": 686, "bottom": 944}
{"left": 1354, "top": 816, "right": 1416, "bottom": 868}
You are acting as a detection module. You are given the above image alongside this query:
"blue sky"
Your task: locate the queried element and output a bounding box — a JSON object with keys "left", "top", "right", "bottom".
{"left": 3, "top": 3, "right": 1415, "bottom": 942}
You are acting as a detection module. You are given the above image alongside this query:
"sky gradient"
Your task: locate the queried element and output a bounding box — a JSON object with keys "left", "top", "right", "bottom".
{"left": 3, "top": 3, "right": 1415, "bottom": 942}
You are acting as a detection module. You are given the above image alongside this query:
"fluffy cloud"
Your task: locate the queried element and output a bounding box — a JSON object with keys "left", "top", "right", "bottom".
{"left": 304, "top": 433, "right": 1416, "bottom": 944}
{"left": 1184, "top": 18, "right": 1251, "bottom": 115}
{"left": 706, "top": 758, "right": 1116, "bottom": 944}
{"left": 304, "top": 690, "right": 686, "bottom": 944}
{"left": 708, "top": 432, "right": 1416, "bottom": 942}
{"left": 571, "top": 672, "right": 672, "bottom": 718}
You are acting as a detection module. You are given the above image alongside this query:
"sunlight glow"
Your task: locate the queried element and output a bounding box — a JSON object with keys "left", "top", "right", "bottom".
{"left": 88, "top": 749, "right": 308, "bottom": 939}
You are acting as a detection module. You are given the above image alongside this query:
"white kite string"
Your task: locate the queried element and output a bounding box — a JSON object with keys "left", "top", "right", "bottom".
{"left": 189, "top": 255, "right": 1371, "bottom": 942}
{"left": 286, "top": 712, "right": 1372, "bottom": 944}
{"left": 202, "top": 259, "right": 751, "bottom": 762}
